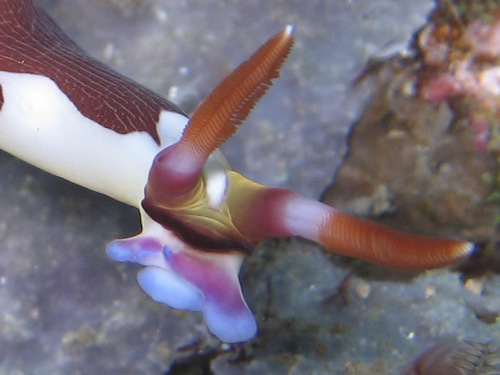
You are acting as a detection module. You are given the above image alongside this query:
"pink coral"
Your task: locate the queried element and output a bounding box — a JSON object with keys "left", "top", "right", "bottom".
{"left": 418, "top": 15, "right": 500, "bottom": 151}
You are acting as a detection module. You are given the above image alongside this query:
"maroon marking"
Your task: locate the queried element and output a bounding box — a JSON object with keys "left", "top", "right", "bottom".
{"left": 0, "top": 0, "right": 184, "bottom": 143}
{"left": 232, "top": 187, "right": 295, "bottom": 242}
{"left": 142, "top": 198, "right": 253, "bottom": 254}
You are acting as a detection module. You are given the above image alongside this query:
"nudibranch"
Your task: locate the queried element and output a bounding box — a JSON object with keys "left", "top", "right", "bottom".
{"left": 0, "top": 0, "right": 476, "bottom": 343}
{"left": 401, "top": 340, "right": 500, "bottom": 375}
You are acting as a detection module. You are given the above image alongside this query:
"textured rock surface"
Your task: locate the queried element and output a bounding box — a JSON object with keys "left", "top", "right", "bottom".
{"left": 322, "top": 67, "right": 499, "bottom": 241}
{"left": 4, "top": 1, "right": 499, "bottom": 375}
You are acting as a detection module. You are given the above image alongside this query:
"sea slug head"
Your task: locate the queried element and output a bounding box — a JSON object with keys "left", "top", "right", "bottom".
{"left": 107, "top": 23, "right": 477, "bottom": 343}
{"left": 107, "top": 26, "right": 295, "bottom": 343}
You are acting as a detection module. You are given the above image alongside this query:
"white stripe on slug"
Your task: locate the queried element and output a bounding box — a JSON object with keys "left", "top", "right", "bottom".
{"left": 0, "top": 72, "right": 170, "bottom": 206}
{"left": 0, "top": 71, "right": 230, "bottom": 209}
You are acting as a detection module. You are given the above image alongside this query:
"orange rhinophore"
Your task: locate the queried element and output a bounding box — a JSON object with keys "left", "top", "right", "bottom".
{"left": 317, "top": 210, "right": 474, "bottom": 269}
{"left": 181, "top": 25, "right": 294, "bottom": 159}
